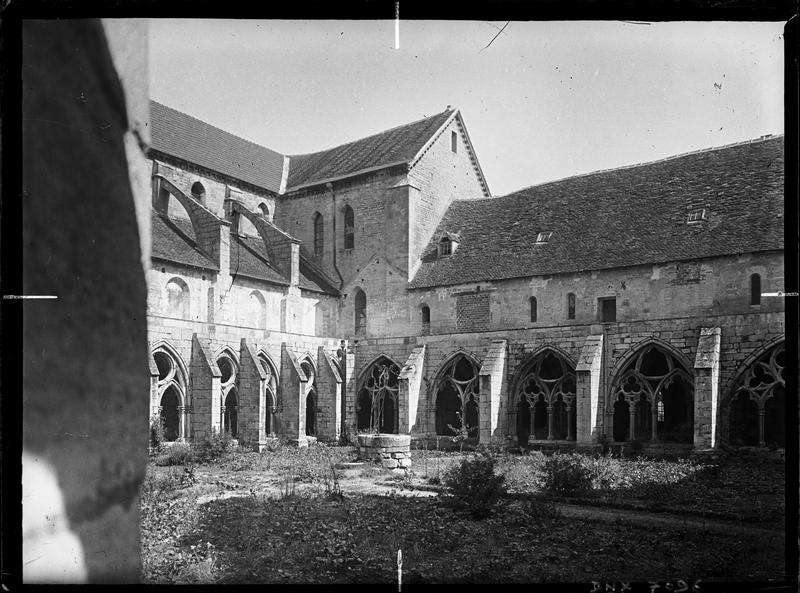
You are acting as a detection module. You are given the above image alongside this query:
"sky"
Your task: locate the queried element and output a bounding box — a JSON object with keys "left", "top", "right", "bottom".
{"left": 149, "top": 20, "right": 785, "bottom": 197}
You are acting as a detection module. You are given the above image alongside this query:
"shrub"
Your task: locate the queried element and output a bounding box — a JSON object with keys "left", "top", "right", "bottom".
{"left": 443, "top": 451, "right": 506, "bottom": 519}
{"left": 150, "top": 413, "right": 167, "bottom": 452}
{"left": 191, "top": 432, "right": 234, "bottom": 464}
{"left": 155, "top": 443, "right": 193, "bottom": 466}
{"left": 541, "top": 453, "right": 594, "bottom": 496}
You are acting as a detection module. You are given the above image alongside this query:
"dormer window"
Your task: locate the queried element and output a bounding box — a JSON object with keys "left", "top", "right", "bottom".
{"left": 687, "top": 209, "right": 707, "bottom": 224}
{"left": 439, "top": 237, "right": 452, "bottom": 256}
{"left": 536, "top": 231, "right": 552, "bottom": 244}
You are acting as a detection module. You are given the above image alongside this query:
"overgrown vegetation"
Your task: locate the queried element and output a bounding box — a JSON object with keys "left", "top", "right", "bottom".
{"left": 442, "top": 451, "right": 506, "bottom": 518}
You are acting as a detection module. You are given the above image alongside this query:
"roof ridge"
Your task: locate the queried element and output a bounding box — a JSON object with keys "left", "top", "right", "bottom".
{"left": 288, "top": 108, "right": 456, "bottom": 158}
{"left": 150, "top": 100, "right": 284, "bottom": 159}
{"left": 496, "top": 134, "right": 784, "bottom": 198}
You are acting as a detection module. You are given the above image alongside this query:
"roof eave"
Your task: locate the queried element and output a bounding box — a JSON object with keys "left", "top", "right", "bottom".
{"left": 284, "top": 160, "right": 409, "bottom": 193}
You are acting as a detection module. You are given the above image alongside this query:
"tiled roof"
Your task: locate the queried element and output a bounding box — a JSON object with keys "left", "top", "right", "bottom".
{"left": 230, "top": 235, "right": 289, "bottom": 286}
{"left": 410, "top": 136, "right": 784, "bottom": 288}
{"left": 149, "top": 101, "right": 285, "bottom": 193}
{"left": 298, "top": 246, "right": 341, "bottom": 295}
{"left": 151, "top": 213, "right": 218, "bottom": 270}
{"left": 286, "top": 110, "right": 455, "bottom": 190}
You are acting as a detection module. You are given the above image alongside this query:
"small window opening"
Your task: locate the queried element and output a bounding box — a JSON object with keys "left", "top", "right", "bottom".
{"left": 451, "top": 131, "right": 458, "bottom": 153}
{"left": 657, "top": 400, "right": 665, "bottom": 422}
{"left": 344, "top": 205, "right": 355, "bottom": 250}
{"left": 529, "top": 296, "right": 538, "bottom": 323}
{"left": 599, "top": 297, "right": 616, "bottom": 323}
{"left": 750, "top": 273, "right": 761, "bottom": 306}
{"left": 536, "top": 231, "right": 552, "bottom": 243}
{"left": 567, "top": 292, "right": 576, "bottom": 320}
{"left": 313, "top": 212, "right": 324, "bottom": 257}
{"left": 421, "top": 305, "right": 431, "bottom": 335}
{"left": 191, "top": 182, "right": 206, "bottom": 204}
{"left": 687, "top": 209, "right": 707, "bottom": 224}
{"left": 258, "top": 203, "right": 270, "bottom": 218}
{"left": 439, "top": 236, "right": 452, "bottom": 256}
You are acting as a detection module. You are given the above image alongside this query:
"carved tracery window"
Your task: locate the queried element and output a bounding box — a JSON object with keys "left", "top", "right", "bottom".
{"left": 435, "top": 356, "right": 479, "bottom": 436}
{"left": 730, "top": 343, "right": 785, "bottom": 447}
{"left": 153, "top": 347, "right": 187, "bottom": 442}
{"left": 516, "top": 351, "right": 576, "bottom": 442}
{"left": 357, "top": 358, "right": 400, "bottom": 433}
{"left": 611, "top": 346, "right": 693, "bottom": 443}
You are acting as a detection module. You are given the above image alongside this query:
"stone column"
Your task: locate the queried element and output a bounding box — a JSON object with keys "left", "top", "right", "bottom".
{"left": 239, "top": 338, "right": 267, "bottom": 450}
{"left": 575, "top": 334, "right": 604, "bottom": 446}
{"left": 478, "top": 339, "right": 507, "bottom": 444}
{"left": 629, "top": 403, "right": 636, "bottom": 441}
{"left": 693, "top": 327, "right": 722, "bottom": 449}
{"left": 316, "top": 346, "right": 343, "bottom": 442}
{"left": 177, "top": 406, "right": 186, "bottom": 441}
{"left": 758, "top": 405, "right": 766, "bottom": 447}
{"left": 547, "top": 404, "right": 555, "bottom": 440}
{"left": 651, "top": 405, "right": 658, "bottom": 442}
{"left": 566, "top": 402, "right": 574, "bottom": 441}
{"left": 398, "top": 345, "right": 426, "bottom": 434}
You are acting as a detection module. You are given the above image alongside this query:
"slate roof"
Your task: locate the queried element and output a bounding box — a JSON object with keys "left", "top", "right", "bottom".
{"left": 230, "top": 235, "right": 289, "bottom": 286}
{"left": 151, "top": 213, "right": 218, "bottom": 270}
{"left": 298, "top": 246, "right": 341, "bottom": 295}
{"left": 410, "top": 136, "right": 784, "bottom": 288}
{"left": 149, "top": 101, "right": 285, "bottom": 193}
{"left": 286, "top": 110, "right": 455, "bottom": 190}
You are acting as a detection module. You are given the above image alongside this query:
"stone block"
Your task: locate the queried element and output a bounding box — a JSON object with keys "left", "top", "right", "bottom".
{"left": 381, "top": 458, "right": 399, "bottom": 469}
{"left": 398, "top": 457, "right": 412, "bottom": 468}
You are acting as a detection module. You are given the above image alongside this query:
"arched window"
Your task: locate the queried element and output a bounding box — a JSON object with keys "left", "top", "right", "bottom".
{"left": 258, "top": 202, "right": 270, "bottom": 218}
{"left": 152, "top": 346, "right": 188, "bottom": 442}
{"left": 357, "top": 357, "right": 401, "bottom": 433}
{"left": 611, "top": 345, "right": 694, "bottom": 443}
{"left": 729, "top": 343, "right": 785, "bottom": 447}
{"left": 344, "top": 205, "right": 355, "bottom": 249}
{"left": 421, "top": 305, "right": 431, "bottom": 335}
{"left": 301, "top": 360, "right": 317, "bottom": 437}
{"left": 750, "top": 273, "right": 761, "bottom": 306}
{"left": 434, "top": 355, "right": 479, "bottom": 438}
{"left": 354, "top": 288, "right": 367, "bottom": 336}
{"left": 259, "top": 353, "right": 279, "bottom": 436}
{"left": 313, "top": 212, "right": 324, "bottom": 257}
{"left": 217, "top": 352, "right": 238, "bottom": 437}
{"left": 515, "top": 350, "right": 577, "bottom": 443}
{"left": 191, "top": 181, "right": 206, "bottom": 204}
{"left": 248, "top": 290, "right": 266, "bottom": 329}
{"left": 567, "top": 293, "right": 576, "bottom": 320}
{"left": 529, "top": 296, "right": 537, "bottom": 323}
{"left": 166, "top": 277, "right": 190, "bottom": 318}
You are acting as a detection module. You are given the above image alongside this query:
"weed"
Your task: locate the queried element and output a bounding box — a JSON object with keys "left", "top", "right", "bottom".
{"left": 443, "top": 450, "right": 506, "bottom": 519}
{"left": 540, "top": 453, "right": 594, "bottom": 496}
{"left": 155, "top": 443, "right": 193, "bottom": 466}
{"left": 192, "top": 432, "right": 234, "bottom": 464}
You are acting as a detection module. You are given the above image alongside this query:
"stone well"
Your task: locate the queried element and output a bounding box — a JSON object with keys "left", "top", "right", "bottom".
{"left": 357, "top": 434, "right": 412, "bottom": 470}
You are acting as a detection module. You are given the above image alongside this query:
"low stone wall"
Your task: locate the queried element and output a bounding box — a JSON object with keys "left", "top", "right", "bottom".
{"left": 357, "top": 434, "right": 412, "bottom": 470}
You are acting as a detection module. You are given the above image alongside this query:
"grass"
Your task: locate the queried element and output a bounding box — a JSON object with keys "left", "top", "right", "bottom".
{"left": 141, "top": 443, "right": 785, "bottom": 584}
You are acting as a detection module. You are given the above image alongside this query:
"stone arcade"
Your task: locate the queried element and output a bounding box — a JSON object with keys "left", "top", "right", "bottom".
{"left": 147, "top": 101, "right": 784, "bottom": 455}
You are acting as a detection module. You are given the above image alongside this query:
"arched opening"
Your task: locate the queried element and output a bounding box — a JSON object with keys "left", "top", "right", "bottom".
{"left": 729, "top": 392, "right": 759, "bottom": 446}
{"left": 750, "top": 273, "right": 761, "bottom": 306}
{"left": 248, "top": 290, "right": 266, "bottom": 329}
{"left": 529, "top": 296, "right": 537, "bottom": 322}
{"left": 515, "top": 350, "right": 577, "bottom": 442}
{"left": 611, "top": 344, "right": 693, "bottom": 443}
{"left": 421, "top": 305, "right": 431, "bottom": 335}
{"left": 567, "top": 293, "right": 576, "bottom": 320}
{"left": 356, "top": 357, "right": 400, "bottom": 433}
{"left": 728, "top": 342, "right": 785, "bottom": 448}
{"left": 223, "top": 389, "right": 238, "bottom": 437}
{"left": 166, "top": 277, "right": 190, "bottom": 318}
{"left": 191, "top": 181, "right": 206, "bottom": 204}
{"left": 354, "top": 289, "right": 366, "bottom": 336}
{"left": 154, "top": 351, "right": 173, "bottom": 382}
{"left": 218, "top": 356, "right": 234, "bottom": 384}
{"left": 613, "top": 395, "right": 630, "bottom": 442}
{"left": 259, "top": 354, "right": 278, "bottom": 436}
{"left": 258, "top": 202, "right": 270, "bottom": 218}
{"left": 313, "top": 212, "right": 324, "bottom": 257}
{"left": 344, "top": 205, "right": 355, "bottom": 249}
{"left": 160, "top": 387, "right": 180, "bottom": 442}
{"left": 305, "top": 391, "right": 317, "bottom": 436}
{"left": 434, "top": 355, "right": 479, "bottom": 437}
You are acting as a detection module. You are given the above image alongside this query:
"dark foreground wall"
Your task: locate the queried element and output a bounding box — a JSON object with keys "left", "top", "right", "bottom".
{"left": 22, "top": 19, "right": 150, "bottom": 582}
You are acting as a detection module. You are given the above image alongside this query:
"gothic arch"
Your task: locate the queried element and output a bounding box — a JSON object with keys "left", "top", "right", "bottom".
{"left": 356, "top": 355, "right": 402, "bottom": 434}
{"left": 721, "top": 336, "right": 785, "bottom": 405}
{"left": 150, "top": 340, "right": 189, "bottom": 391}
{"left": 431, "top": 351, "right": 481, "bottom": 437}
{"left": 726, "top": 339, "right": 785, "bottom": 447}
{"left": 257, "top": 350, "right": 280, "bottom": 435}
{"left": 609, "top": 336, "right": 693, "bottom": 383}
{"left": 165, "top": 276, "right": 190, "bottom": 318}
{"left": 151, "top": 342, "right": 189, "bottom": 441}
{"left": 609, "top": 342, "right": 694, "bottom": 443}
{"left": 511, "top": 347, "right": 577, "bottom": 443}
